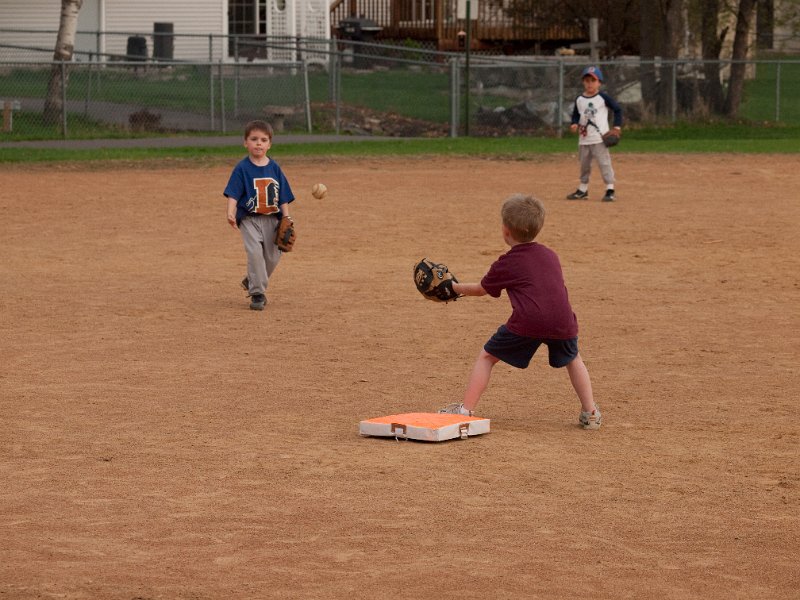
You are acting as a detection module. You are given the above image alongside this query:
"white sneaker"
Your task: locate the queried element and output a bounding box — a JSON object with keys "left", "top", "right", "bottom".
{"left": 438, "top": 403, "right": 473, "bottom": 416}
{"left": 579, "top": 406, "right": 602, "bottom": 430}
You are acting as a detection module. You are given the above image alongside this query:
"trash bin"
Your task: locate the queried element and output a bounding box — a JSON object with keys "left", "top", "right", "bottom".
{"left": 125, "top": 35, "right": 147, "bottom": 60}
{"left": 153, "top": 22, "right": 174, "bottom": 60}
{"left": 126, "top": 35, "right": 148, "bottom": 61}
{"left": 337, "top": 17, "right": 383, "bottom": 68}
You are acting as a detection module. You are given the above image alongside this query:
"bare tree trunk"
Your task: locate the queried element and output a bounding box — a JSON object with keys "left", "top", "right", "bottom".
{"left": 724, "top": 0, "right": 757, "bottom": 117}
{"left": 639, "top": 0, "right": 661, "bottom": 116}
{"left": 700, "top": 0, "right": 728, "bottom": 114}
{"left": 640, "top": 0, "right": 684, "bottom": 118}
{"left": 43, "top": 0, "right": 84, "bottom": 126}
{"left": 661, "top": 0, "right": 684, "bottom": 115}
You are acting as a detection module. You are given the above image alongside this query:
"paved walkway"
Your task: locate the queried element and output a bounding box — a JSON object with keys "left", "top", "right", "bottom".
{"left": 0, "top": 134, "right": 392, "bottom": 150}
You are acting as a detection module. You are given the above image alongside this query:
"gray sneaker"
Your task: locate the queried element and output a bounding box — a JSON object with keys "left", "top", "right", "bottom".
{"left": 241, "top": 276, "right": 249, "bottom": 292}
{"left": 579, "top": 406, "right": 602, "bottom": 430}
{"left": 249, "top": 293, "right": 266, "bottom": 311}
{"left": 438, "top": 403, "right": 473, "bottom": 416}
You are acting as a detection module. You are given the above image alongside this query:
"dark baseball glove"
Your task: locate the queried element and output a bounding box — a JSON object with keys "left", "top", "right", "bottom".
{"left": 413, "top": 258, "right": 460, "bottom": 303}
{"left": 602, "top": 129, "right": 621, "bottom": 147}
{"left": 275, "top": 216, "right": 296, "bottom": 252}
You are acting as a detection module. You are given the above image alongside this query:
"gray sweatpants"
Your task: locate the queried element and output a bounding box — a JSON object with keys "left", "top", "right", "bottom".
{"left": 240, "top": 214, "right": 282, "bottom": 296}
{"left": 579, "top": 143, "right": 615, "bottom": 186}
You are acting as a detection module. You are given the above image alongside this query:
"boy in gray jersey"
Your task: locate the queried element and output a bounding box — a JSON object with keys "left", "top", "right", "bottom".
{"left": 566, "top": 66, "right": 623, "bottom": 202}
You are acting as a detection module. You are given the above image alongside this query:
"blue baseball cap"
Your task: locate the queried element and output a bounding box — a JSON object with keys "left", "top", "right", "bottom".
{"left": 581, "top": 66, "right": 604, "bottom": 82}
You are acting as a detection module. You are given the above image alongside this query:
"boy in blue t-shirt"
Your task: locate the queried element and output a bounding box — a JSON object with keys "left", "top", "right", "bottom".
{"left": 438, "top": 194, "right": 601, "bottom": 429}
{"left": 566, "top": 65, "right": 623, "bottom": 202}
{"left": 223, "top": 120, "right": 295, "bottom": 311}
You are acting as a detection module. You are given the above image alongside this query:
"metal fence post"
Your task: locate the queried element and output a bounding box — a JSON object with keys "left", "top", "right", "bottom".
{"left": 449, "top": 58, "right": 459, "bottom": 138}
{"left": 60, "top": 60, "right": 68, "bottom": 139}
{"left": 209, "top": 63, "right": 215, "bottom": 131}
{"left": 329, "top": 38, "right": 336, "bottom": 102}
{"left": 464, "top": 0, "right": 472, "bottom": 136}
{"left": 208, "top": 34, "right": 213, "bottom": 62}
{"left": 671, "top": 60, "right": 677, "bottom": 123}
{"left": 775, "top": 61, "right": 782, "bottom": 122}
{"left": 219, "top": 61, "right": 226, "bottom": 134}
{"left": 557, "top": 59, "right": 564, "bottom": 138}
{"left": 335, "top": 50, "right": 341, "bottom": 135}
{"left": 85, "top": 60, "right": 92, "bottom": 116}
{"left": 234, "top": 36, "right": 240, "bottom": 119}
{"left": 303, "top": 60, "right": 312, "bottom": 133}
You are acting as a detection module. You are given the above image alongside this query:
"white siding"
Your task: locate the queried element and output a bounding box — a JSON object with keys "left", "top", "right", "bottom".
{"left": 0, "top": 0, "right": 225, "bottom": 61}
{"left": 0, "top": 0, "right": 329, "bottom": 63}
{"left": 103, "top": 0, "right": 225, "bottom": 61}
{"left": 0, "top": 0, "right": 62, "bottom": 61}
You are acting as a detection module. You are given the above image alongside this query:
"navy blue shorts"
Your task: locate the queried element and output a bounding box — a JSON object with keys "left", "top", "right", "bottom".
{"left": 484, "top": 325, "right": 579, "bottom": 369}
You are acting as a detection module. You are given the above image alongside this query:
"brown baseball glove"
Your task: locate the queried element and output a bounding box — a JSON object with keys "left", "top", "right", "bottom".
{"left": 602, "top": 128, "right": 621, "bottom": 147}
{"left": 413, "top": 258, "right": 460, "bottom": 303}
{"left": 275, "top": 216, "right": 296, "bottom": 252}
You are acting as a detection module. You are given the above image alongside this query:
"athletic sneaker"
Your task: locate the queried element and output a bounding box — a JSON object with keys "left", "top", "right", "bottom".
{"left": 602, "top": 189, "right": 615, "bottom": 202}
{"left": 249, "top": 293, "right": 266, "bottom": 311}
{"left": 579, "top": 406, "right": 602, "bottom": 430}
{"left": 438, "top": 403, "right": 473, "bottom": 416}
{"left": 566, "top": 189, "right": 589, "bottom": 200}
{"left": 241, "top": 276, "right": 249, "bottom": 292}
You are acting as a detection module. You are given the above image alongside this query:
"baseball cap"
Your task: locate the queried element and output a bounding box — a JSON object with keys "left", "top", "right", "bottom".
{"left": 581, "top": 66, "right": 604, "bottom": 82}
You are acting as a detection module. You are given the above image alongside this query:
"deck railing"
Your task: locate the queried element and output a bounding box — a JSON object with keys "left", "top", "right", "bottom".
{"left": 329, "top": 0, "right": 582, "bottom": 48}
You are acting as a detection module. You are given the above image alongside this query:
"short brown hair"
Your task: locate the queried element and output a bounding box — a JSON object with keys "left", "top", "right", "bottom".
{"left": 501, "top": 194, "right": 545, "bottom": 242}
{"left": 244, "top": 120, "right": 273, "bottom": 140}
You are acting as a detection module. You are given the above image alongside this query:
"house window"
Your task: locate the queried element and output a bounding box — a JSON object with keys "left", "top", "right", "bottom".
{"left": 229, "top": 0, "right": 268, "bottom": 36}
{"left": 229, "top": 0, "right": 268, "bottom": 57}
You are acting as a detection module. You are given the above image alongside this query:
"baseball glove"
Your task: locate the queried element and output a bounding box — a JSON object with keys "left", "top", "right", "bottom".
{"left": 413, "top": 258, "right": 460, "bottom": 303}
{"left": 602, "top": 129, "right": 621, "bottom": 147}
{"left": 275, "top": 216, "right": 296, "bottom": 252}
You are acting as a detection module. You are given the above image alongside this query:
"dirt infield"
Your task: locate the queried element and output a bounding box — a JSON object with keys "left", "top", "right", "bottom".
{"left": 1, "top": 154, "right": 798, "bottom": 599}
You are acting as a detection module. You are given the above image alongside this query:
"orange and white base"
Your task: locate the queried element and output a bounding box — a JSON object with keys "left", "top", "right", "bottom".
{"left": 359, "top": 412, "right": 490, "bottom": 442}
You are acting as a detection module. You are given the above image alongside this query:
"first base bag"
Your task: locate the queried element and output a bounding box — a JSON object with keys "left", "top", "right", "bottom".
{"left": 359, "top": 412, "right": 490, "bottom": 442}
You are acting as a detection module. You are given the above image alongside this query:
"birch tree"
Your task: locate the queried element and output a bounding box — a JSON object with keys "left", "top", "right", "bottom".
{"left": 43, "top": 0, "right": 84, "bottom": 126}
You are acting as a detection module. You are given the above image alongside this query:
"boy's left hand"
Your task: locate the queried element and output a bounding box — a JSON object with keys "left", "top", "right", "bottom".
{"left": 413, "top": 258, "right": 461, "bottom": 303}
{"left": 275, "top": 216, "right": 296, "bottom": 251}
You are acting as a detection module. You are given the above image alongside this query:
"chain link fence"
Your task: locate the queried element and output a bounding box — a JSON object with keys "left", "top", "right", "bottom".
{"left": 1, "top": 30, "right": 798, "bottom": 140}
{"left": 0, "top": 60, "right": 312, "bottom": 138}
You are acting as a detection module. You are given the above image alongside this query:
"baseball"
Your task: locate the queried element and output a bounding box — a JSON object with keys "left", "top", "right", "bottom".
{"left": 312, "top": 183, "right": 327, "bottom": 199}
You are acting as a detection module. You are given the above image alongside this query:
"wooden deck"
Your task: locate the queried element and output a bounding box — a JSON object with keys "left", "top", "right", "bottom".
{"left": 330, "top": 0, "right": 583, "bottom": 50}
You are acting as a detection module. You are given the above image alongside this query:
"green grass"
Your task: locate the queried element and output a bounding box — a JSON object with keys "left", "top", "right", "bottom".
{"left": 335, "top": 70, "right": 450, "bottom": 122}
{"left": 1, "top": 125, "right": 798, "bottom": 163}
{"left": 1, "top": 111, "right": 143, "bottom": 141}
{"left": 3, "top": 66, "right": 217, "bottom": 112}
{"left": 741, "top": 59, "right": 800, "bottom": 123}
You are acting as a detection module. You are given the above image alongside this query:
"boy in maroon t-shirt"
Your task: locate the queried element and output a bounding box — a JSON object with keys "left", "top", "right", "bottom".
{"left": 438, "top": 194, "right": 601, "bottom": 429}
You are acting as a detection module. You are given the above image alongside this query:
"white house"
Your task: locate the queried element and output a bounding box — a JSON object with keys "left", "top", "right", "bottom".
{"left": 0, "top": 0, "right": 330, "bottom": 62}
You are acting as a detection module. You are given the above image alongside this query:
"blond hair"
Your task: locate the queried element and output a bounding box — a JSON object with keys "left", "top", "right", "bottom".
{"left": 501, "top": 194, "right": 545, "bottom": 242}
{"left": 244, "top": 120, "right": 274, "bottom": 140}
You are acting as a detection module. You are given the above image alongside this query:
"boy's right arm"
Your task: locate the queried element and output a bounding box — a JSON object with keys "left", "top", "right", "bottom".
{"left": 454, "top": 282, "right": 487, "bottom": 297}
{"left": 226, "top": 196, "right": 238, "bottom": 229}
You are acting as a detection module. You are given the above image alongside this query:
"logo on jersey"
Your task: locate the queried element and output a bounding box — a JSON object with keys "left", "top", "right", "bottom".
{"left": 247, "top": 177, "right": 280, "bottom": 215}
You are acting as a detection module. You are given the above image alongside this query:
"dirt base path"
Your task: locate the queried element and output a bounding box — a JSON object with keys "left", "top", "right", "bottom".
{"left": 1, "top": 154, "right": 798, "bottom": 599}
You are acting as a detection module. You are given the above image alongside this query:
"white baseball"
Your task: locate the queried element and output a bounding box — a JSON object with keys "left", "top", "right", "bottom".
{"left": 312, "top": 183, "right": 327, "bottom": 199}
